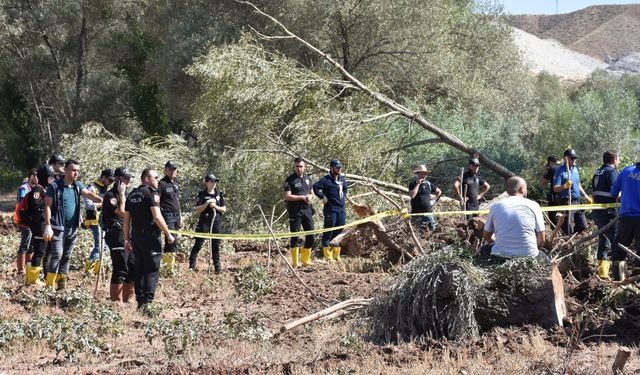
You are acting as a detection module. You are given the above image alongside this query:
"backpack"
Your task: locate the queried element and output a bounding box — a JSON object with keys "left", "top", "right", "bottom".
{"left": 13, "top": 195, "right": 30, "bottom": 228}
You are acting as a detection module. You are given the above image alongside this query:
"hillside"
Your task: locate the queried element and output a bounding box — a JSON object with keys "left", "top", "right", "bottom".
{"left": 511, "top": 27, "right": 607, "bottom": 81}
{"left": 509, "top": 4, "right": 640, "bottom": 60}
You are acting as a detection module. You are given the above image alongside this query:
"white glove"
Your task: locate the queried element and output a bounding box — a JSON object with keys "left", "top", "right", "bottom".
{"left": 43, "top": 225, "right": 54, "bottom": 241}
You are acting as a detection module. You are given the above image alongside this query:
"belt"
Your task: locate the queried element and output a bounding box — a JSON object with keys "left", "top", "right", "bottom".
{"left": 162, "top": 212, "right": 180, "bottom": 218}
{"left": 593, "top": 191, "right": 613, "bottom": 197}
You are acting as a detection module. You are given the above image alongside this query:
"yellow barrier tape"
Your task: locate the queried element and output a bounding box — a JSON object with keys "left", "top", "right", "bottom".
{"left": 170, "top": 203, "right": 620, "bottom": 240}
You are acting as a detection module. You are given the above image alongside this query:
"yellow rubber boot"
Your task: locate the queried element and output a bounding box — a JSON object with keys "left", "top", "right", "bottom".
{"left": 45, "top": 272, "right": 57, "bottom": 288}
{"left": 56, "top": 274, "right": 66, "bottom": 290}
{"left": 323, "top": 247, "right": 335, "bottom": 262}
{"left": 92, "top": 261, "right": 101, "bottom": 274}
{"left": 301, "top": 248, "right": 313, "bottom": 266}
{"left": 162, "top": 252, "right": 176, "bottom": 273}
{"left": 332, "top": 247, "right": 342, "bottom": 262}
{"left": 26, "top": 265, "right": 45, "bottom": 286}
{"left": 290, "top": 247, "right": 300, "bottom": 268}
{"left": 597, "top": 260, "right": 611, "bottom": 280}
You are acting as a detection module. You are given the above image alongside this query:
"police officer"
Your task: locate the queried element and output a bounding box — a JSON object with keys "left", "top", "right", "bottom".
{"left": 408, "top": 165, "right": 442, "bottom": 231}
{"left": 313, "top": 159, "right": 348, "bottom": 262}
{"left": 591, "top": 150, "right": 619, "bottom": 279}
{"left": 124, "top": 168, "right": 175, "bottom": 309}
{"left": 158, "top": 161, "right": 181, "bottom": 272}
{"left": 553, "top": 149, "right": 592, "bottom": 235}
{"left": 101, "top": 167, "right": 135, "bottom": 303}
{"left": 283, "top": 158, "right": 315, "bottom": 267}
{"left": 85, "top": 168, "right": 115, "bottom": 272}
{"left": 610, "top": 159, "right": 640, "bottom": 281}
{"left": 188, "top": 173, "right": 226, "bottom": 273}
{"left": 453, "top": 158, "right": 490, "bottom": 218}
{"left": 25, "top": 165, "right": 57, "bottom": 286}
{"left": 48, "top": 154, "right": 65, "bottom": 179}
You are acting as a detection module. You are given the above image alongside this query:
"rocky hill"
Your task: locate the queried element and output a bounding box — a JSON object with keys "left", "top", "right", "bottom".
{"left": 509, "top": 4, "right": 640, "bottom": 61}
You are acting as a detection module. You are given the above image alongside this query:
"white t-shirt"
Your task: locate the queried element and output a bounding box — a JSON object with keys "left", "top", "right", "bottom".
{"left": 484, "top": 195, "right": 545, "bottom": 258}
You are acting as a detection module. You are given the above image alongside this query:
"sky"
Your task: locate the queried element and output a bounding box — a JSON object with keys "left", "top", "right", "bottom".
{"left": 499, "top": 0, "right": 640, "bottom": 15}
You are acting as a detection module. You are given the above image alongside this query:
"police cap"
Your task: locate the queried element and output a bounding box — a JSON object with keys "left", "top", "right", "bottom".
{"left": 48, "top": 154, "right": 64, "bottom": 165}
{"left": 165, "top": 160, "right": 178, "bottom": 170}
{"left": 469, "top": 158, "right": 480, "bottom": 166}
{"left": 114, "top": 167, "right": 132, "bottom": 178}
{"left": 329, "top": 159, "right": 342, "bottom": 168}
{"left": 563, "top": 149, "right": 578, "bottom": 159}
{"left": 101, "top": 168, "right": 114, "bottom": 179}
{"left": 204, "top": 173, "right": 219, "bottom": 183}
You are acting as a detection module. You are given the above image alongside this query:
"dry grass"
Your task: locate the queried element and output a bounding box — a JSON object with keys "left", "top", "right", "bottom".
{"left": 0, "top": 227, "right": 639, "bottom": 374}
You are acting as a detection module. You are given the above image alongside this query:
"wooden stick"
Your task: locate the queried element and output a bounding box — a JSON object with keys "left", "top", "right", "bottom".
{"left": 612, "top": 346, "right": 631, "bottom": 374}
{"left": 258, "top": 206, "right": 331, "bottom": 306}
{"left": 280, "top": 298, "right": 371, "bottom": 332}
{"left": 618, "top": 242, "right": 640, "bottom": 261}
{"left": 93, "top": 228, "right": 104, "bottom": 298}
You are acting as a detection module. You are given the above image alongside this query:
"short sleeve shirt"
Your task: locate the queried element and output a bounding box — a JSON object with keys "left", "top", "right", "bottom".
{"left": 283, "top": 173, "right": 312, "bottom": 210}
{"left": 459, "top": 171, "right": 485, "bottom": 202}
{"left": 102, "top": 186, "right": 123, "bottom": 230}
{"left": 195, "top": 189, "right": 225, "bottom": 226}
{"left": 484, "top": 196, "right": 545, "bottom": 258}
{"left": 553, "top": 165, "right": 581, "bottom": 200}
{"left": 46, "top": 181, "right": 84, "bottom": 229}
{"left": 408, "top": 177, "right": 437, "bottom": 213}
{"left": 125, "top": 185, "right": 160, "bottom": 233}
{"left": 159, "top": 176, "right": 181, "bottom": 215}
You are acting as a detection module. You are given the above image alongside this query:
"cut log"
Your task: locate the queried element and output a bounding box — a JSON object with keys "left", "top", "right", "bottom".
{"left": 475, "top": 261, "right": 566, "bottom": 330}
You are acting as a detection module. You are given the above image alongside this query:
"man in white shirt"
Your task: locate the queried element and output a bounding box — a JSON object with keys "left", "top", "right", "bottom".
{"left": 481, "top": 176, "right": 546, "bottom": 258}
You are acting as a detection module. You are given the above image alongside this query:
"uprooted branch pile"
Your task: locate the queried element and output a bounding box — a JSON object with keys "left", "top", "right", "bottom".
{"left": 366, "top": 247, "right": 563, "bottom": 343}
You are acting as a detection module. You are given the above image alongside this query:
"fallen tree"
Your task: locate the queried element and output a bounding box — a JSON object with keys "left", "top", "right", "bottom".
{"left": 366, "top": 248, "right": 565, "bottom": 343}
{"left": 241, "top": 1, "right": 516, "bottom": 179}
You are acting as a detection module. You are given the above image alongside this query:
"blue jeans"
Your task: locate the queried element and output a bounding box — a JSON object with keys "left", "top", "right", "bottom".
{"left": 321, "top": 208, "right": 346, "bottom": 247}
{"left": 17, "top": 226, "right": 32, "bottom": 254}
{"left": 592, "top": 209, "right": 617, "bottom": 260}
{"left": 89, "top": 225, "right": 109, "bottom": 261}
{"left": 48, "top": 227, "right": 78, "bottom": 275}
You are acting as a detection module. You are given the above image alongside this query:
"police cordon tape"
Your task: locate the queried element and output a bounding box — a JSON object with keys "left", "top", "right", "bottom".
{"left": 169, "top": 202, "right": 621, "bottom": 240}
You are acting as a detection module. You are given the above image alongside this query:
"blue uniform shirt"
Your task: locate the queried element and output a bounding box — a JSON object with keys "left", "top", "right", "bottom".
{"left": 592, "top": 164, "right": 618, "bottom": 204}
{"left": 553, "top": 164, "right": 581, "bottom": 200}
{"left": 610, "top": 163, "right": 640, "bottom": 217}
{"left": 313, "top": 172, "right": 348, "bottom": 211}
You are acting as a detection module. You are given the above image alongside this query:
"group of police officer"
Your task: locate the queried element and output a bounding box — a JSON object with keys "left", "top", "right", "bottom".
{"left": 15, "top": 150, "right": 640, "bottom": 306}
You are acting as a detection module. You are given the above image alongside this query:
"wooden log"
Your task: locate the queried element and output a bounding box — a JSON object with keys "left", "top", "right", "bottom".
{"left": 280, "top": 298, "right": 371, "bottom": 332}
{"left": 612, "top": 346, "right": 631, "bottom": 375}
{"left": 475, "top": 260, "right": 565, "bottom": 330}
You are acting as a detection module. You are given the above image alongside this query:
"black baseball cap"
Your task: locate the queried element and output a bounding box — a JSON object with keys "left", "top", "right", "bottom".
{"left": 100, "top": 168, "right": 114, "bottom": 179}
{"left": 547, "top": 155, "right": 559, "bottom": 163}
{"left": 563, "top": 149, "right": 578, "bottom": 159}
{"left": 48, "top": 154, "right": 64, "bottom": 164}
{"left": 114, "top": 167, "right": 132, "bottom": 178}
{"left": 38, "top": 164, "right": 57, "bottom": 177}
{"left": 165, "top": 160, "right": 177, "bottom": 170}
{"left": 329, "top": 159, "right": 342, "bottom": 168}
{"left": 204, "top": 173, "right": 219, "bottom": 182}
{"left": 469, "top": 158, "right": 480, "bottom": 166}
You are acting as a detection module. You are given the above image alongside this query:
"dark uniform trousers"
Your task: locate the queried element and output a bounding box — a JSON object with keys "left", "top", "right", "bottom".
{"left": 105, "top": 229, "right": 135, "bottom": 284}
{"left": 559, "top": 198, "right": 587, "bottom": 234}
{"left": 288, "top": 206, "right": 314, "bottom": 248}
{"left": 189, "top": 221, "right": 222, "bottom": 271}
{"left": 322, "top": 207, "right": 346, "bottom": 247}
{"left": 465, "top": 200, "right": 480, "bottom": 220}
{"left": 611, "top": 217, "right": 640, "bottom": 261}
{"left": 162, "top": 212, "right": 180, "bottom": 253}
{"left": 131, "top": 232, "right": 162, "bottom": 306}
{"left": 30, "top": 237, "right": 47, "bottom": 267}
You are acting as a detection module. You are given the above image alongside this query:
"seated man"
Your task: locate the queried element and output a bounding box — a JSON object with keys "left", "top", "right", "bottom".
{"left": 481, "top": 176, "right": 546, "bottom": 258}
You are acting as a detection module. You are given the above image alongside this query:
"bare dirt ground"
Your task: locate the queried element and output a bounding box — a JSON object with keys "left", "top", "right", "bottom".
{"left": 0, "top": 210, "right": 639, "bottom": 374}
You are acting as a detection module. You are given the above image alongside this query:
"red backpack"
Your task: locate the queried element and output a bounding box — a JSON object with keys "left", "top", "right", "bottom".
{"left": 14, "top": 195, "right": 30, "bottom": 228}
